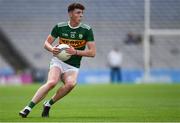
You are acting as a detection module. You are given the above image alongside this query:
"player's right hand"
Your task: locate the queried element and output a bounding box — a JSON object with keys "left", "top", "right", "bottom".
{"left": 52, "top": 46, "right": 60, "bottom": 55}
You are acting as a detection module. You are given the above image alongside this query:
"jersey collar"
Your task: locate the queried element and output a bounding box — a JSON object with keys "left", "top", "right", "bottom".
{"left": 68, "top": 21, "right": 81, "bottom": 29}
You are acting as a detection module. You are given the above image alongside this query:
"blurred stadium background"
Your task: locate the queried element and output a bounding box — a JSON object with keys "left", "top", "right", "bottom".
{"left": 0, "top": 0, "right": 180, "bottom": 122}
{"left": 0, "top": 0, "right": 180, "bottom": 84}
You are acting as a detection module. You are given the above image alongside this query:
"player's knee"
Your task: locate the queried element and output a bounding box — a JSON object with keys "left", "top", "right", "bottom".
{"left": 65, "top": 81, "right": 76, "bottom": 89}
{"left": 46, "top": 81, "right": 57, "bottom": 89}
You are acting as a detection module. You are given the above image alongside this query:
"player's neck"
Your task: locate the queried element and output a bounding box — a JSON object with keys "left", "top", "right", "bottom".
{"left": 68, "top": 20, "right": 81, "bottom": 29}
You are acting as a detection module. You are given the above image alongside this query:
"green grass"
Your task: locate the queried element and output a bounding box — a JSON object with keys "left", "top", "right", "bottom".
{"left": 0, "top": 83, "right": 180, "bottom": 122}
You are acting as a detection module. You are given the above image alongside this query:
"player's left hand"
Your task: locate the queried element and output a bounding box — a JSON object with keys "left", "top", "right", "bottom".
{"left": 66, "top": 46, "right": 76, "bottom": 55}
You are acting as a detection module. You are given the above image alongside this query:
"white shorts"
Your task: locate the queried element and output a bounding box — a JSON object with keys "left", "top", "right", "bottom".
{"left": 49, "top": 57, "right": 79, "bottom": 73}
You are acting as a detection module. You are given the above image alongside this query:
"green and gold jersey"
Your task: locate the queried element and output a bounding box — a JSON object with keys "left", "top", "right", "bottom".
{"left": 51, "top": 21, "right": 94, "bottom": 68}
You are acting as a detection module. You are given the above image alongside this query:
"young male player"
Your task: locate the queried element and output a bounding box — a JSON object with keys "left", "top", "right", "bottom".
{"left": 19, "top": 2, "right": 96, "bottom": 118}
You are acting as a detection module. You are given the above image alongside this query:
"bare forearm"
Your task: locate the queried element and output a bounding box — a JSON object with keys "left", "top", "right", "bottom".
{"left": 76, "top": 49, "right": 95, "bottom": 57}
{"left": 44, "top": 41, "right": 53, "bottom": 52}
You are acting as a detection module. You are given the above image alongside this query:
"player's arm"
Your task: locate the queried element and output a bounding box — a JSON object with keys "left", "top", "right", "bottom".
{"left": 44, "top": 35, "right": 60, "bottom": 55}
{"left": 44, "top": 24, "right": 60, "bottom": 55}
{"left": 77, "top": 27, "right": 96, "bottom": 57}
{"left": 77, "top": 42, "right": 96, "bottom": 57}
{"left": 66, "top": 42, "right": 96, "bottom": 57}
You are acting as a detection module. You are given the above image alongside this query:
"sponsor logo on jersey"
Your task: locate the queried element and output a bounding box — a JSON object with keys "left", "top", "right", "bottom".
{"left": 59, "top": 38, "right": 86, "bottom": 48}
{"left": 62, "top": 33, "right": 68, "bottom": 37}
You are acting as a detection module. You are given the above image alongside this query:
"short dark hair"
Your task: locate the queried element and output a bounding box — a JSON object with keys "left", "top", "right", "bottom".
{"left": 68, "top": 3, "right": 85, "bottom": 12}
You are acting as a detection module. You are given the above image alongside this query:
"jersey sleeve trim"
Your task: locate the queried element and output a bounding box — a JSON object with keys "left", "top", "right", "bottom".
{"left": 80, "top": 23, "right": 91, "bottom": 30}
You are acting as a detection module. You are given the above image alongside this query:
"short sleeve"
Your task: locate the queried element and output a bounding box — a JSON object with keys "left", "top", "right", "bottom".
{"left": 86, "top": 28, "right": 94, "bottom": 42}
{"left": 51, "top": 25, "right": 58, "bottom": 38}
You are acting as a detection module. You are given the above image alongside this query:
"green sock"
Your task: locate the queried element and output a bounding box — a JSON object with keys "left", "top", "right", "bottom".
{"left": 49, "top": 99, "right": 54, "bottom": 105}
{"left": 28, "top": 101, "right": 36, "bottom": 109}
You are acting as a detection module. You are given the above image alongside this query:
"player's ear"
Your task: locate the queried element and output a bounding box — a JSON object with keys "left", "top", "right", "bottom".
{"left": 68, "top": 11, "right": 73, "bottom": 18}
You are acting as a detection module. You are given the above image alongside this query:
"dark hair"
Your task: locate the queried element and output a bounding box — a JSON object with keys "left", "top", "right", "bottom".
{"left": 68, "top": 3, "right": 85, "bottom": 12}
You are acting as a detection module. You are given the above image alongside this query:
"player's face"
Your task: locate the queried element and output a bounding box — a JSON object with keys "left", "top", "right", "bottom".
{"left": 69, "top": 9, "right": 83, "bottom": 24}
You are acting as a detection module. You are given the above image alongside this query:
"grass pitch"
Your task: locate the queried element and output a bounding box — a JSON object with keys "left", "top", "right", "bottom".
{"left": 0, "top": 83, "right": 180, "bottom": 122}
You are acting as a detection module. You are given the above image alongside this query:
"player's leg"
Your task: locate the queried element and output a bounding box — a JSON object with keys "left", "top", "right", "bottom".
{"left": 42, "top": 70, "right": 78, "bottom": 117}
{"left": 31, "top": 67, "right": 61, "bottom": 103}
{"left": 52, "top": 70, "right": 78, "bottom": 101}
{"left": 19, "top": 67, "right": 61, "bottom": 118}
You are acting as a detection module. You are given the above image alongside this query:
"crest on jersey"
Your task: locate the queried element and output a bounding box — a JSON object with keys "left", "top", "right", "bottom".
{"left": 79, "top": 34, "right": 83, "bottom": 39}
{"left": 70, "top": 33, "right": 75, "bottom": 38}
{"left": 70, "top": 32, "right": 76, "bottom": 38}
